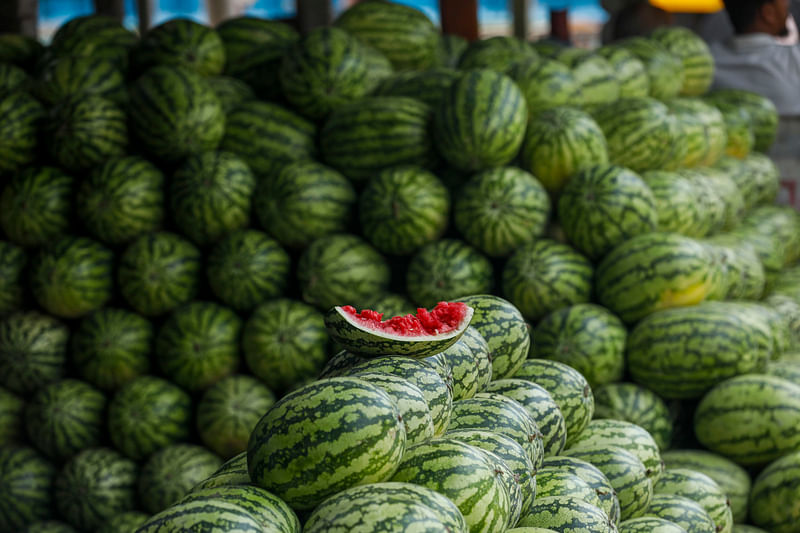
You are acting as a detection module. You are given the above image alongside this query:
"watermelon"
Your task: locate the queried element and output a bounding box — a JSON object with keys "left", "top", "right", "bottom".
{"left": 134, "top": 499, "right": 264, "bottom": 532}
{"left": 170, "top": 150, "right": 255, "bottom": 246}
{"left": 133, "top": 18, "right": 225, "bottom": 76}
{"left": 96, "top": 512, "right": 149, "bottom": 533}
{"left": 108, "top": 376, "right": 192, "bottom": 460}
{"left": 138, "top": 444, "right": 222, "bottom": 513}
{"left": 748, "top": 450, "right": 800, "bottom": 533}
{"left": 25, "top": 379, "right": 105, "bottom": 461}
{"left": 541, "top": 455, "right": 621, "bottom": 526}
{"left": 457, "top": 35, "right": 537, "bottom": 72}
{"left": 502, "top": 239, "right": 593, "bottom": 323}
{"left": 320, "top": 96, "right": 437, "bottom": 182}
{"left": 641, "top": 171, "right": 707, "bottom": 238}
{"left": 647, "top": 494, "right": 716, "bottom": 533}
{"left": 247, "top": 377, "right": 406, "bottom": 510}
{"left": 597, "top": 45, "right": 650, "bottom": 98}
{"left": 0, "top": 89, "right": 43, "bottom": 175}
{"left": 0, "top": 446, "right": 55, "bottom": 530}
{"left": 422, "top": 353, "right": 455, "bottom": 395}
{"left": 358, "top": 42, "right": 394, "bottom": 90}
{"left": 681, "top": 168, "right": 743, "bottom": 233}
{"left": 477, "top": 448, "right": 524, "bottom": 528}
{"left": 279, "top": 27, "right": 371, "bottom": 119}
{"left": 507, "top": 58, "right": 584, "bottom": 111}
{"left": 716, "top": 154, "right": 780, "bottom": 211}
{"left": 242, "top": 298, "right": 328, "bottom": 393}
{"left": 595, "top": 232, "right": 717, "bottom": 324}
{"left": 361, "top": 293, "right": 417, "bottom": 318}
{"left": 30, "top": 236, "right": 113, "bottom": 319}
{"left": 521, "top": 106, "right": 609, "bottom": 194}
{"left": 654, "top": 469, "right": 732, "bottom": 533}
{"left": 35, "top": 55, "right": 125, "bottom": 105}
{"left": 619, "top": 37, "right": 684, "bottom": 100}
{"left": 207, "top": 229, "right": 289, "bottom": 311}
{"left": 129, "top": 65, "right": 224, "bottom": 161}
{"left": 705, "top": 89, "right": 778, "bottom": 152}
{"left": 740, "top": 206, "right": 800, "bottom": 268}
{"left": 0, "top": 242, "right": 26, "bottom": 317}
{"left": 22, "top": 521, "right": 78, "bottom": 533}
{"left": 536, "top": 467, "right": 603, "bottom": 510}
{"left": 701, "top": 240, "right": 766, "bottom": 301}
{"left": 592, "top": 97, "right": 684, "bottom": 172}
{"left": 372, "top": 68, "right": 460, "bottom": 108}
{"left": 532, "top": 303, "right": 626, "bottom": 388}
{"left": 47, "top": 15, "right": 136, "bottom": 69}
{"left": 334, "top": 0, "right": 439, "bottom": 71}
{"left": 594, "top": 383, "right": 673, "bottom": 451}
{"left": 180, "top": 485, "right": 301, "bottom": 533}
{"left": 190, "top": 452, "right": 250, "bottom": 491}
{"left": 54, "top": 447, "right": 137, "bottom": 531}
{"left": 406, "top": 239, "right": 494, "bottom": 309}
{"left": 43, "top": 95, "right": 127, "bottom": 171}
{"left": 530, "top": 39, "right": 568, "bottom": 57}
{"left": 76, "top": 156, "right": 164, "bottom": 246}
{"left": 651, "top": 26, "right": 714, "bottom": 96}
{"left": 454, "top": 166, "right": 550, "bottom": 257}
{"left": 440, "top": 326, "right": 492, "bottom": 401}
{"left": 667, "top": 98, "right": 727, "bottom": 168}
{"left": 360, "top": 165, "right": 450, "bottom": 256}
{"left": 0, "top": 33, "right": 44, "bottom": 70}
{"left": 714, "top": 104, "right": 754, "bottom": 159}
{"left": 216, "top": 16, "right": 299, "bottom": 100}
{"left": 0, "top": 312, "right": 68, "bottom": 395}
{"left": 0, "top": 386, "right": 24, "bottom": 445}
{"left": 206, "top": 75, "right": 254, "bottom": 112}
{"left": 619, "top": 517, "right": 688, "bottom": 533}
{"left": 556, "top": 49, "right": 621, "bottom": 106}
{"left": 117, "top": 232, "right": 201, "bottom": 317}
{"left": 298, "top": 233, "right": 390, "bottom": 310}
{"left": 437, "top": 33, "right": 467, "bottom": 67}
{"left": 517, "top": 496, "right": 615, "bottom": 532}
{"left": 0, "top": 62, "right": 29, "bottom": 94}
{"left": 1, "top": 166, "right": 73, "bottom": 248}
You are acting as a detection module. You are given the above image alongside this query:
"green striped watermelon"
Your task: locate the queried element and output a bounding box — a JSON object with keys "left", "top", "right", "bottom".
{"left": 279, "top": 27, "right": 371, "bottom": 119}
{"left": 207, "top": 229, "right": 289, "bottom": 311}
{"left": 705, "top": 89, "right": 778, "bottom": 152}
{"left": 334, "top": 0, "right": 439, "bottom": 71}
{"left": 0, "top": 386, "right": 24, "bottom": 445}
{"left": 360, "top": 41, "right": 394, "bottom": 89}
{"left": 0, "top": 33, "right": 43, "bottom": 70}
{"left": 680, "top": 168, "right": 742, "bottom": 233}
{"left": 48, "top": 15, "right": 136, "bottom": 69}
{"left": 54, "top": 447, "right": 137, "bottom": 531}
{"left": 655, "top": 469, "right": 732, "bottom": 533}
{"left": 30, "top": 236, "right": 113, "bottom": 319}
{"left": 715, "top": 154, "right": 779, "bottom": 211}
{"left": 748, "top": 450, "right": 800, "bottom": 533}
{"left": 76, "top": 156, "right": 164, "bottom": 246}
{"left": 129, "top": 65, "right": 224, "bottom": 161}
{"left": 440, "top": 326, "right": 492, "bottom": 401}
{"left": 619, "top": 37, "right": 684, "bottom": 100}
{"left": 1, "top": 166, "right": 73, "bottom": 248}
{"left": 502, "top": 239, "right": 593, "bottom": 323}
{"left": 476, "top": 447, "right": 524, "bottom": 528}
{"left": 521, "top": 106, "right": 609, "bottom": 195}
{"left": 25, "top": 379, "right": 105, "bottom": 461}
{"left": 0, "top": 89, "right": 43, "bottom": 175}
{"left": 454, "top": 166, "right": 550, "bottom": 257}
{"left": 190, "top": 452, "right": 250, "bottom": 491}
{"left": 541, "top": 455, "right": 621, "bottom": 526}
{"left": 0, "top": 63, "right": 29, "bottom": 93}
{"left": 372, "top": 67, "right": 460, "bottom": 108}
{"left": 360, "top": 166, "right": 450, "bottom": 256}
{"left": 437, "top": 33, "right": 467, "bottom": 68}
{"left": 36, "top": 55, "right": 125, "bottom": 105}
{"left": 704, "top": 239, "right": 764, "bottom": 302}
{"left": 651, "top": 26, "right": 714, "bottom": 96}
{"left": 434, "top": 69, "right": 528, "bottom": 172}
{"left": 740, "top": 206, "right": 800, "bottom": 268}
{"left": 321, "top": 96, "right": 437, "bottom": 182}
{"left": 242, "top": 298, "right": 328, "bottom": 393}
{"left": 423, "top": 353, "right": 455, "bottom": 396}
{"left": 767, "top": 358, "right": 800, "bottom": 386}
{"left": 181, "top": 485, "right": 300, "bottom": 533}
{"left": 667, "top": 98, "right": 727, "bottom": 168}
{"left": 107, "top": 375, "right": 192, "bottom": 460}
{"left": 595, "top": 232, "right": 717, "bottom": 324}
{"left": 535, "top": 468, "right": 603, "bottom": 510}
{"left": 556, "top": 49, "right": 621, "bottom": 106}
{"left": 22, "top": 521, "right": 79, "bottom": 533}
{"left": 247, "top": 377, "right": 406, "bottom": 510}
{"left": 254, "top": 160, "right": 355, "bottom": 249}
{"left": 597, "top": 45, "right": 650, "bottom": 98}
{"left": 713, "top": 104, "right": 754, "bottom": 159}
{"left": 117, "top": 232, "right": 201, "bottom": 317}
{"left": 133, "top": 18, "right": 224, "bottom": 75}
{"left": 641, "top": 171, "right": 708, "bottom": 238}
{"left": 96, "top": 512, "right": 149, "bottom": 533}
{"left": 0, "top": 312, "right": 68, "bottom": 395}
{"left": 206, "top": 75, "right": 254, "bottom": 112}
{"left": 517, "top": 496, "right": 615, "bottom": 532}
{"left": 647, "top": 494, "right": 716, "bottom": 533}
{"left": 0, "top": 242, "right": 25, "bottom": 317}
{"left": 619, "top": 517, "right": 688, "bottom": 533}
{"left": 457, "top": 35, "right": 537, "bottom": 72}
{"left": 594, "top": 383, "right": 673, "bottom": 451}
{"left": 0, "top": 447, "right": 55, "bottom": 530}
{"left": 170, "top": 150, "right": 255, "bottom": 246}
{"left": 138, "top": 444, "right": 222, "bottom": 513}
{"left": 507, "top": 58, "right": 584, "bottom": 111}
{"left": 134, "top": 499, "right": 264, "bottom": 532}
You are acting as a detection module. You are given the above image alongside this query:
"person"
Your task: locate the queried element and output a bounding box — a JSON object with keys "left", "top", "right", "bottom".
{"left": 710, "top": 0, "right": 800, "bottom": 116}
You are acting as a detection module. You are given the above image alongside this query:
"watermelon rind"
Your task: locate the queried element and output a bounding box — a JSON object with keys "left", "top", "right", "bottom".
{"left": 0, "top": 312, "right": 68, "bottom": 395}
{"left": 516, "top": 496, "right": 615, "bottom": 532}
{"left": 619, "top": 517, "right": 688, "bottom": 533}
{"left": 748, "top": 450, "right": 800, "bottom": 533}
{"left": 646, "top": 494, "right": 716, "bottom": 533}
{"left": 0, "top": 446, "right": 56, "bottom": 531}
{"left": 541, "top": 455, "right": 621, "bottom": 526}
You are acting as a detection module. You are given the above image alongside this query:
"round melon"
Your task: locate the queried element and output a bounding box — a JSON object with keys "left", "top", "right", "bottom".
{"left": 372, "top": 67, "right": 460, "bottom": 108}
{"left": 556, "top": 48, "right": 620, "bottom": 106}
{"left": 0, "top": 242, "right": 26, "bottom": 317}
{"left": 1, "top": 166, "right": 73, "bottom": 247}
{"left": 133, "top": 18, "right": 225, "bottom": 76}
{"left": 654, "top": 469, "right": 732, "bottom": 533}
{"left": 457, "top": 35, "right": 537, "bottom": 72}
{"left": 619, "top": 517, "right": 688, "bottom": 533}
{"left": 0, "top": 89, "right": 44, "bottom": 174}
{"left": 619, "top": 37, "right": 683, "bottom": 100}
{"left": 22, "top": 521, "right": 79, "bottom": 533}
{"left": 96, "top": 512, "right": 148, "bottom": 533}
{"left": 749, "top": 450, "right": 800, "bottom": 533}
{"left": 190, "top": 452, "right": 250, "bottom": 492}
{"left": 179, "top": 484, "right": 300, "bottom": 532}
{"left": 641, "top": 170, "right": 708, "bottom": 238}
{"left": 0, "top": 63, "right": 28, "bottom": 94}
{"left": 705, "top": 89, "right": 778, "bottom": 152}
{"left": 0, "top": 386, "right": 25, "bottom": 445}
{"left": 48, "top": 15, "right": 136, "bottom": 68}
{"left": 138, "top": 444, "right": 222, "bottom": 514}
{"left": 0, "top": 446, "right": 55, "bottom": 530}
{"left": 206, "top": 75, "right": 254, "bottom": 112}
{"left": 0, "top": 312, "right": 68, "bottom": 395}
{"left": 651, "top": 26, "right": 714, "bottom": 96}
{"left": 438, "top": 33, "right": 467, "bottom": 67}
{"left": 594, "top": 382, "right": 673, "bottom": 451}
{"left": 667, "top": 98, "right": 727, "bottom": 167}
{"left": 35, "top": 55, "right": 125, "bottom": 105}
{"left": 439, "top": 326, "right": 492, "bottom": 401}
{"left": 535, "top": 468, "right": 604, "bottom": 510}
{"left": 508, "top": 58, "right": 584, "bottom": 112}
{"left": 597, "top": 44, "right": 650, "bottom": 98}
{"left": 517, "top": 496, "right": 614, "bottom": 532}
{"left": 0, "top": 33, "right": 43, "bottom": 70}
{"left": 541, "top": 455, "right": 621, "bottom": 525}
{"left": 647, "top": 494, "right": 716, "bottom": 533}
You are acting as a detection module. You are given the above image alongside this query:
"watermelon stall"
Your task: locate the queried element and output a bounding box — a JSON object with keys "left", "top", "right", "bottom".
{"left": 2, "top": 1, "right": 800, "bottom": 532}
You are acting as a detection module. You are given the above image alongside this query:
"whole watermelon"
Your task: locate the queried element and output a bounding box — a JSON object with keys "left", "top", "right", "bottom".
{"left": 556, "top": 48, "right": 621, "bottom": 106}
{"left": 132, "top": 18, "right": 225, "bottom": 76}
{"left": 507, "top": 58, "right": 584, "bottom": 112}
{"left": 0, "top": 386, "right": 25, "bottom": 445}
{"left": 667, "top": 98, "right": 727, "bottom": 168}
{"left": 619, "top": 37, "right": 684, "bottom": 100}
{"left": 35, "top": 55, "right": 126, "bottom": 105}
{"left": 0, "top": 242, "right": 26, "bottom": 318}
{"left": 642, "top": 170, "right": 708, "bottom": 238}
{"left": 457, "top": 35, "right": 537, "bottom": 72}
{"left": 706, "top": 88, "right": 778, "bottom": 152}
{"left": 651, "top": 26, "right": 714, "bottom": 96}
{"left": 0, "top": 312, "right": 68, "bottom": 395}
{"left": 0, "top": 90, "right": 44, "bottom": 175}
{"left": 749, "top": 450, "right": 800, "bottom": 533}
{"left": 597, "top": 45, "right": 650, "bottom": 98}
{"left": 138, "top": 444, "right": 222, "bottom": 514}
{"left": 372, "top": 68, "right": 460, "bottom": 108}
{"left": 206, "top": 75, "right": 254, "bottom": 112}
{"left": 594, "top": 382, "right": 673, "bottom": 451}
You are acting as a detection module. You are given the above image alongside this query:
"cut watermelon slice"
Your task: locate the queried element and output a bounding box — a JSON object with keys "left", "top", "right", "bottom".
{"left": 324, "top": 301, "right": 474, "bottom": 358}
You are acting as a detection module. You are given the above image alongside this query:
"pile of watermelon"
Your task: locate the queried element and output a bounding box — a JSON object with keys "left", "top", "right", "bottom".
{"left": 2, "top": 0, "right": 800, "bottom": 531}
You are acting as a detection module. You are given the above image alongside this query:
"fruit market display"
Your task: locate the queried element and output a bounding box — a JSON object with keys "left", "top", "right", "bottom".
{"left": 2, "top": 1, "right": 800, "bottom": 531}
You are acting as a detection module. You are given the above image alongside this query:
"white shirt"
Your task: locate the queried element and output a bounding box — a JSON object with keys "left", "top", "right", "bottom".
{"left": 710, "top": 33, "right": 800, "bottom": 116}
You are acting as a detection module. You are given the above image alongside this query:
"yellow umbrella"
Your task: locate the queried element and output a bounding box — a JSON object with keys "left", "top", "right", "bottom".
{"left": 649, "top": 0, "right": 724, "bottom": 13}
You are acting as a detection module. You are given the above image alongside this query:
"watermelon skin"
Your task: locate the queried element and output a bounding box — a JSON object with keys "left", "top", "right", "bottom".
{"left": 0, "top": 312, "right": 68, "bottom": 395}
{"left": 749, "top": 450, "right": 800, "bottom": 533}
{"left": 360, "top": 166, "right": 450, "bottom": 256}
{"left": 191, "top": 452, "right": 250, "bottom": 491}
{"left": 694, "top": 374, "right": 800, "bottom": 466}
{"left": 138, "top": 444, "right": 222, "bottom": 514}
{"left": 454, "top": 166, "right": 550, "bottom": 257}
{"left": 437, "top": 33, "right": 467, "bottom": 68}
{"left": 532, "top": 304, "right": 626, "bottom": 389}
{"left": 508, "top": 58, "right": 584, "bottom": 112}
{"left": 334, "top": 0, "right": 439, "bottom": 71}
{"left": 597, "top": 45, "right": 650, "bottom": 98}
{"left": 129, "top": 65, "right": 225, "bottom": 162}
{"left": 713, "top": 104, "right": 754, "bottom": 159}
{"left": 651, "top": 26, "right": 714, "bottom": 96}
{"left": 206, "top": 75, "right": 254, "bottom": 112}
{"left": 536, "top": 468, "right": 603, "bottom": 510}
{"left": 619, "top": 37, "right": 684, "bottom": 100}
{"left": 434, "top": 69, "right": 528, "bottom": 172}
{"left": 54, "top": 447, "right": 138, "bottom": 531}
{"left": 541, "top": 455, "right": 621, "bottom": 526}
{"left": 242, "top": 298, "right": 328, "bottom": 393}
{"left": 502, "top": 239, "right": 593, "bottom": 323}
{"left": 25, "top": 379, "right": 106, "bottom": 461}
{"left": 133, "top": 18, "right": 225, "bottom": 76}
{"left": 641, "top": 171, "right": 707, "bottom": 238}
{"left": 705, "top": 89, "right": 778, "bottom": 152}
{"left": 197, "top": 375, "right": 275, "bottom": 459}
{"left": 0, "top": 446, "right": 55, "bottom": 530}
{"left": 595, "top": 232, "right": 716, "bottom": 324}
{"left": 372, "top": 68, "right": 459, "bottom": 108}
{"left": 35, "top": 55, "right": 126, "bottom": 105}
{"left": 181, "top": 485, "right": 301, "bottom": 533}
{"left": 457, "top": 35, "right": 537, "bottom": 72}
{"left": 619, "top": 517, "right": 688, "bottom": 533}
{"left": 108, "top": 376, "right": 192, "bottom": 461}
{"left": 517, "top": 496, "right": 615, "bottom": 532}
{"left": 96, "top": 511, "right": 149, "bottom": 533}
{"left": 305, "top": 492, "right": 448, "bottom": 532}
{"left": 255, "top": 160, "right": 355, "bottom": 249}
{"left": 247, "top": 377, "right": 406, "bottom": 511}
{"left": 30, "top": 236, "right": 113, "bottom": 319}
{"left": 0, "top": 33, "right": 44, "bottom": 70}
{"left": 279, "top": 27, "right": 371, "bottom": 119}
{"left": 556, "top": 49, "right": 621, "bottom": 106}
{"left": 321, "top": 96, "right": 437, "bottom": 182}
{"left": 594, "top": 383, "right": 673, "bottom": 451}
{"left": 389, "top": 438, "right": 510, "bottom": 533}
{"left": 1, "top": 166, "right": 73, "bottom": 248}
{"left": 360, "top": 42, "right": 394, "bottom": 89}
{"left": 440, "top": 326, "right": 492, "bottom": 401}
{"left": 727, "top": 154, "right": 780, "bottom": 211}
{"left": 207, "top": 229, "right": 289, "bottom": 311}
{"left": 0, "top": 62, "right": 29, "bottom": 94}
{"left": 654, "top": 469, "right": 732, "bottom": 533}
{"left": 117, "top": 232, "right": 202, "bottom": 317}
{"left": 0, "top": 89, "right": 44, "bottom": 175}
{"left": 47, "top": 15, "right": 136, "bottom": 69}
{"left": 0, "top": 386, "right": 25, "bottom": 445}
{"left": 22, "top": 521, "right": 79, "bottom": 533}
{"left": 0, "top": 242, "right": 26, "bottom": 318}
{"left": 667, "top": 98, "right": 727, "bottom": 168}
{"left": 680, "top": 168, "right": 742, "bottom": 233}
{"left": 135, "top": 499, "right": 264, "bottom": 533}
{"left": 521, "top": 106, "right": 609, "bottom": 195}
{"left": 476, "top": 447, "right": 524, "bottom": 528}
{"left": 647, "top": 494, "right": 716, "bottom": 533}
{"left": 76, "top": 156, "right": 164, "bottom": 246}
